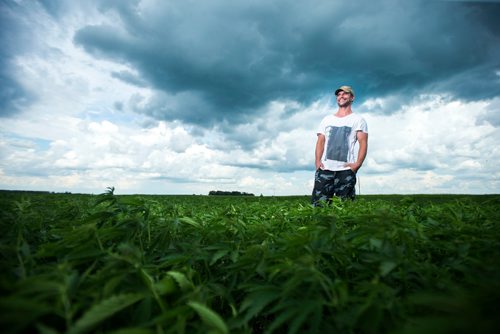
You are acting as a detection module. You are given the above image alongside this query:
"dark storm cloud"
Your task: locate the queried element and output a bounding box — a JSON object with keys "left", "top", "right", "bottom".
{"left": 37, "top": 0, "right": 64, "bottom": 17}
{"left": 111, "top": 70, "right": 148, "bottom": 87}
{"left": 70, "top": 0, "right": 500, "bottom": 125}
{"left": 3, "top": 0, "right": 499, "bottom": 123}
{"left": 0, "top": 72, "right": 36, "bottom": 117}
{"left": 0, "top": 1, "right": 37, "bottom": 116}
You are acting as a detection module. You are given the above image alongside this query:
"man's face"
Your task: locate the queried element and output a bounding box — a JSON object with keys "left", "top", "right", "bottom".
{"left": 336, "top": 91, "right": 353, "bottom": 107}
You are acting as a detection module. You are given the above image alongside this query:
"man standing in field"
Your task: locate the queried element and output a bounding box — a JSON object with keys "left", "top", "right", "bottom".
{"left": 311, "top": 85, "right": 368, "bottom": 206}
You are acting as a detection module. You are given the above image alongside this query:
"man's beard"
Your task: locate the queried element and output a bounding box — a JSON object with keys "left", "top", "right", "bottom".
{"left": 337, "top": 100, "right": 352, "bottom": 107}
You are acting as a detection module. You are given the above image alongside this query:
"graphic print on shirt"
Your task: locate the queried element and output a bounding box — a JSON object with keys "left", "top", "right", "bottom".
{"left": 325, "top": 126, "right": 351, "bottom": 162}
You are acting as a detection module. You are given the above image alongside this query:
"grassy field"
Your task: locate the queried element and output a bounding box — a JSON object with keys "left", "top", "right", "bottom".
{"left": 0, "top": 189, "right": 499, "bottom": 333}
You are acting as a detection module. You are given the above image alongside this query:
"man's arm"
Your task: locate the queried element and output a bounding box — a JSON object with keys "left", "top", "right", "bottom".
{"left": 315, "top": 134, "right": 325, "bottom": 170}
{"left": 346, "top": 131, "right": 368, "bottom": 172}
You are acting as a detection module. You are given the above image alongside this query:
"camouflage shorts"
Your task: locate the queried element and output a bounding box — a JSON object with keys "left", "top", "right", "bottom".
{"left": 311, "top": 169, "right": 357, "bottom": 206}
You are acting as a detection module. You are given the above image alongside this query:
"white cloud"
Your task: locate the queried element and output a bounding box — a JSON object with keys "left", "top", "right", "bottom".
{"left": 2, "top": 85, "right": 500, "bottom": 195}
{"left": 1, "top": 94, "right": 499, "bottom": 195}
{"left": 359, "top": 96, "right": 499, "bottom": 194}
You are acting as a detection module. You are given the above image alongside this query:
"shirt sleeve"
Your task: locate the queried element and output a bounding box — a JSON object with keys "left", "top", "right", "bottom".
{"left": 316, "top": 117, "right": 327, "bottom": 135}
{"left": 356, "top": 117, "right": 368, "bottom": 133}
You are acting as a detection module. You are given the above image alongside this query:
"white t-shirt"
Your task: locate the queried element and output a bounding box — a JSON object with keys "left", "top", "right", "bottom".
{"left": 316, "top": 113, "right": 368, "bottom": 171}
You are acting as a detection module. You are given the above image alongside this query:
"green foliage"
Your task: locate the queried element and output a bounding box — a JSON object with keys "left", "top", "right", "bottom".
{"left": 69, "top": 293, "right": 144, "bottom": 334}
{"left": 188, "top": 301, "right": 229, "bottom": 334}
{"left": 0, "top": 191, "right": 499, "bottom": 333}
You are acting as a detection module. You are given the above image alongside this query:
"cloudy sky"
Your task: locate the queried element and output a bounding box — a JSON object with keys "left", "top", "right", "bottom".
{"left": 1, "top": 0, "right": 499, "bottom": 196}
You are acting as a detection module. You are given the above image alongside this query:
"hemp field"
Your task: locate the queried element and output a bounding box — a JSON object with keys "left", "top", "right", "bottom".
{"left": 1, "top": 189, "right": 499, "bottom": 333}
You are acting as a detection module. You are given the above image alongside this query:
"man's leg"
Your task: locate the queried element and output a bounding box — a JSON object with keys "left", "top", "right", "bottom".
{"left": 311, "top": 169, "right": 336, "bottom": 206}
{"left": 334, "top": 170, "right": 357, "bottom": 200}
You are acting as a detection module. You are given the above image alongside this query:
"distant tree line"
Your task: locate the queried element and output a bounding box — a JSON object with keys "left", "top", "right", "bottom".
{"left": 208, "top": 190, "right": 255, "bottom": 196}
